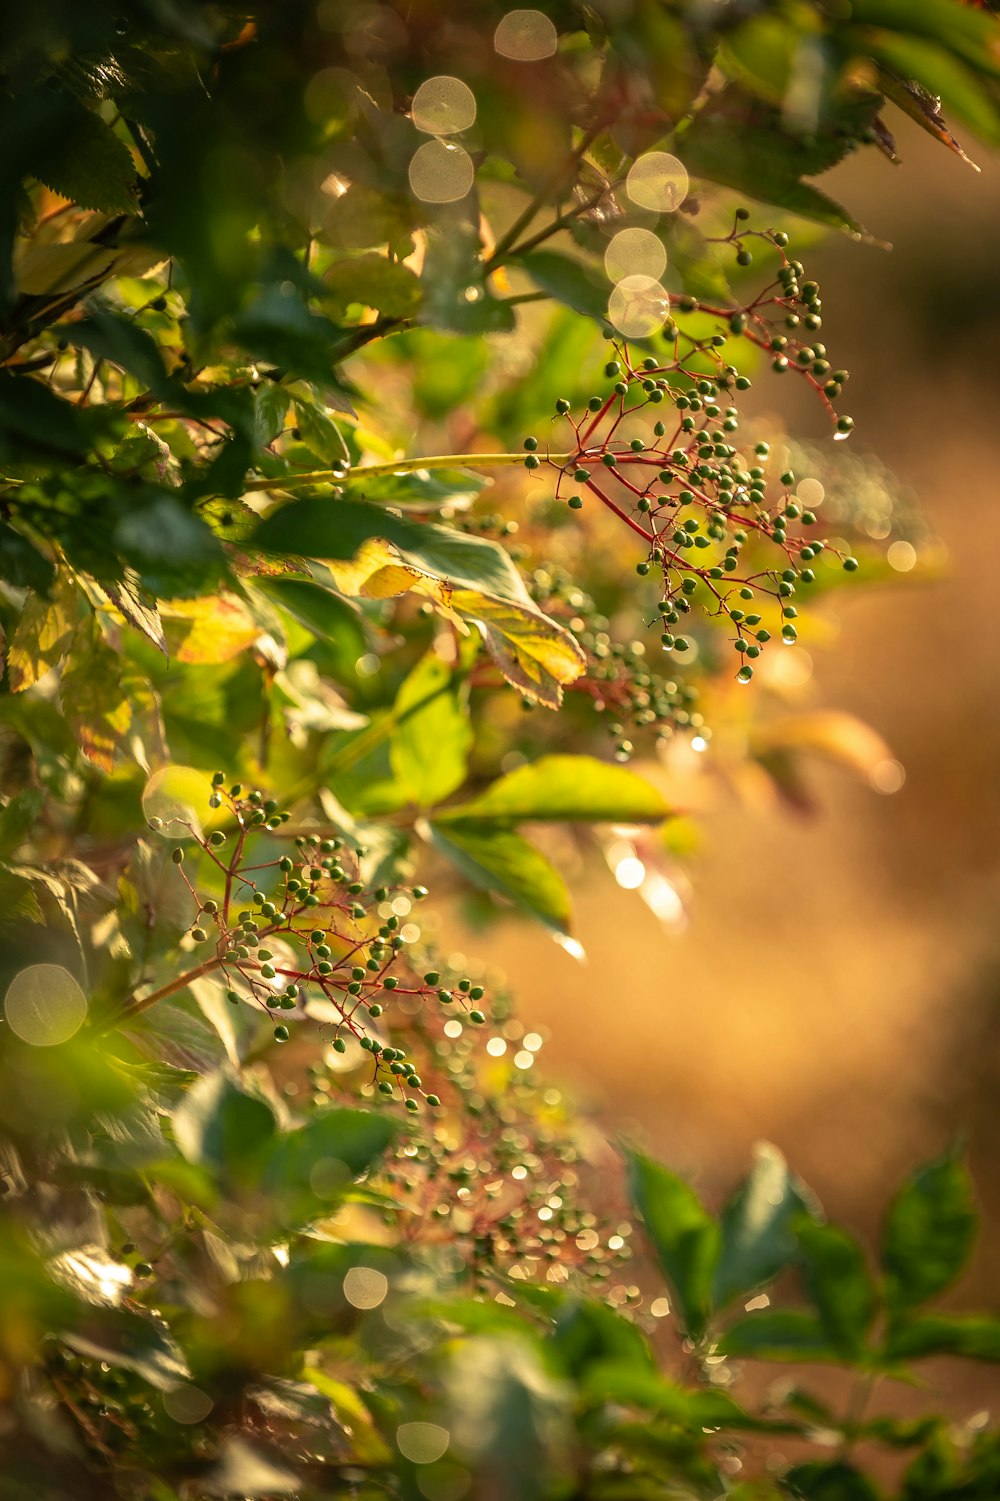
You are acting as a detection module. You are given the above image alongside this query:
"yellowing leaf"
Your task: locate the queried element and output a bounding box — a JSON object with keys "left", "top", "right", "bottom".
{"left": 328, "top": 537, "right": 585, "bottom": 708}
{"left": 452, "top": 590, "right": 586, "bottom": 709}
{"left": 161, "top": 594, "right": 260, "bottom": 664}
{"left": 61, "top": 643, "right": 133, "bottom": 772}
{"left": 6, "top": 577, "right": 77, "bottom": 691}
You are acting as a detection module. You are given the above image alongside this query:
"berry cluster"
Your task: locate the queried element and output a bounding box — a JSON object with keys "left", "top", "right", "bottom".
{"left": 522, "top": 235, "right": 861, "bottom": 692}
{"left": 154, "top": 777, "right": 489, "bottom": 1110}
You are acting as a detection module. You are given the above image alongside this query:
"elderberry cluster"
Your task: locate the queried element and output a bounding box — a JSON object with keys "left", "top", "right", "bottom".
{"left": 519, "top": 233, "right": 863, "bottom": 703}
{"left": 159, "top": 776, "right": 491, "bottom": 1111}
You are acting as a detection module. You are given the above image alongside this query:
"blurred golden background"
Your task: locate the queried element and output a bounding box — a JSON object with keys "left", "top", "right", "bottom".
{"left": 443, "top": 117, "right": 1000, "bottom": 1299}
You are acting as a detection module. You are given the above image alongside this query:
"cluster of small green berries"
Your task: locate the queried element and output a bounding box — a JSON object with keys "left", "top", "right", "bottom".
{"left": 527, "top": 564, "right": 703, "bottom": 757}
{"left": 517, "top": 239, "right": 865, "bottom": 691}
{"left": 164, "top": 778, "right": 488, "bottom": 1111}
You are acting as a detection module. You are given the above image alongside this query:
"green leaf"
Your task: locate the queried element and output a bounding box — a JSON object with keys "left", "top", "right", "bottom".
{"left": 114, "top": 493, "right": 227, "bottom": 600}
{"left": 547, "top": 1296, "right": 656, "bottom": 1379}
{"left": 291, "top": 394, "right": 351, "bottom": 466}
{"left": 172, "top": 1070, "right": 278, "bottom": 1187}
{"left": 783, "top": 1460, "right": 881, "bottom": 1501}
{"left": 883, "top": 1313, "right": 1000, "bottom": 1364}
{"left": 861, "top": 33, "right": 1000, "bottom": 147}
{"left": 0, "top": 789, "right": 44, "bottom": 860}
{"left": 435, "top": 754, "right": 670, "bottom": 826}
{"left": 26, "top": 99, "right": 139, "bottom": 215}
{"left": 520, "top": 250, "right": 609, "bottom": 321}
{"left": 6, "top": 580, "right": 76, "bottom": 692}
{"left": 720, "top": 1310, "right": 838, "bottom": 1362}
{"left": 62, "top": 1305, "right": 190, "bottom": 1391}
{"left": 882, "top": 1154, "right": 977, "bottom": 1311}
{"left": 60, "top": 636, "right": 133, "bottom": 772}
{"left": 848, "top": 0, "right": 1000, "bottom": 82}
{"left": 261, "top": 1109, "right": 398, "bottom": 1229}
{"left": 625, "top": 1150, "right": 719, "bottom": 1340}
{"left": 713, "top": 1143, "right": 815, "bottom": 1308}
{"left": 681, "top": 88, "right": 874, "bottom": 237}
{"left": 391, "top": 650, "right": 472, "bottom": 807}
{"left": 256, "top": 500, "right": 531, "bottom": 605}
{"left": 0, "top": 522, "right": 55, "bottom": 592}
{"left": 325, "top": 253, "right": 423, "bottom": 318}
{"left": 796, "top": 1219, "right": 877, "bottom": 1358}
{"left": 427, "top": 821, "right": 572, "bottom": 933}
{"left": 451, "top": 590, "right": 586, "bottom": 709}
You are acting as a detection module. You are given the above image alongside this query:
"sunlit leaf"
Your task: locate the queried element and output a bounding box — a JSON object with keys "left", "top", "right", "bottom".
{"left": 427, "top": 821, "right": 572, "bottom": 932}
{"left": 435, "top": 754, "right": 670, "bottom": 825}
{"left": 391, "top": 650, "right": 472, "bottom": 807}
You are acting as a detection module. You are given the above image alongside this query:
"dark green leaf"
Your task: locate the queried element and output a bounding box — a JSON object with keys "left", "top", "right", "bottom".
{"left": 681, "top": 88, "right": 875, "bottom": 238}
{"left": 172, "top": 1070, "right": 277, "bottom": 1186}
{"left": 0, "top": 521, "right": 55, "bottom": 591}
{"left": 796, "top": 1219, "right": 877, "bottom": 1358}
{"left": 783, "top": 1460, "right": 882, "bottom": 1501}
{"left": 26, "top": 98, "right": 139, "bottom": 215}
{"left": 261, "top": 1109, "right": 398, "bottom": 1229}
{"left": 0, "top": 789, "right": 44, "bottom": 860}
{"left": 721, "top": 1310, "right": 838, "bottom": 1362}
{"left": 882, "top": 1154, "right": 977, "bottom": 1311}
{"left": 625, "top": 1150, "right": 719, "bottom": 1340}
{"left": 520, "top": 251, "right": 609, "bottom": 321}
{"left": 884, "top": 1314, "right": 1000, "bottom": 1364}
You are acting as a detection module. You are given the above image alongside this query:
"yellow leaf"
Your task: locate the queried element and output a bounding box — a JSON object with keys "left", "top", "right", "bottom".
{"left": 329, "top": 538, "right": 584, "bottom": 707}
{"left": 161, "top": 594, "right": 260, "bottom": 664}
{"left": 61, "top": 645, "right": 133, "bottom": 772}
{"left": 6, "top": 577, "right": 76, "bottom": 692}
{"left": 452, "top": 590, "right": 586, "bottom": 709}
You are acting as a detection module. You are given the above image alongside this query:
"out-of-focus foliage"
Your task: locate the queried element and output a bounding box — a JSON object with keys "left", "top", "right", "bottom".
{"left": 3, "top": 1, "right": 1000, "bottom": 1496}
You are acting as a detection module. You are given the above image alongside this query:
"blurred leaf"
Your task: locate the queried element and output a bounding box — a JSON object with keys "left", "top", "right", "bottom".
{"left": 0, "top": 521, "right": 54, "bottom": 591}
{"left": 681, "top": 89, "right": 874, "bottom": 237}
{"left": 201, "top": 1439, "right": 301, "bottom": 1496}
{"left": 6, "top": 580, "right": 76, "bottom": 692}
{"left": 796, "top": 1220, "right": 877, "bottom": 1359}
{"left": 427, "top": 821, "right": 572, "bottom": 932}
{"left": 861, "top": 32, "right": 1000, "bottom": 147}
{"left": 520, "top": 251, "right": 608, "bottom": 321}
{"left": 60, "top": 638, "right": 133, "bottom": 771}
{"left": 436, "top": 754, "right": 670, "bottom": 825}
{"left": 625, "top": 1151, "right": 719, "bottom": 1340}
{"left": 172, "top": 1070, "right": 277, "bottom": 1186}
{"left": 884, "top": 1314, "right": 1000, "bottom": 1364}
{"left": 161, "top": 594, "right": 261, "bottom": 664}
{"left": 548, "top": 1296, "right": 656, "bottom": 1378}
{"left": 261, "top": 1109, "right": 398, "bottom": 1229}
{"left": 882, "top": 1154, "right": 977, "bottom": 1312}
{"left": 783, "top": 1461, "right": 881, "bottom": 1501}
{"left": 721, "top": 1310, "right": 838, "bottom": 1362}
{"left": 714, "top": 1143, "right": 815, "bottom": 1309}
{"left": 325, "top": 253, "right": 423, "bottom": 318}
{"left": 391, "top": 650, "right": 472, "bottom": 807}
{"left": 0, "top": 788, "right": 44, "bottom": 859}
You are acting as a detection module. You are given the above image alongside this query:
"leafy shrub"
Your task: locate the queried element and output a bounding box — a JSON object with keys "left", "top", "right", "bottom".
{"left": 2, "top": 3, "right": 1000, "bottom": 1497}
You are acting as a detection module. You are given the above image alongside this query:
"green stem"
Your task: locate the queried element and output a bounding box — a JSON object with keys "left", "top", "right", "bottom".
{"left": 244, "top": 452, "right": 572, "bottom": 493}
